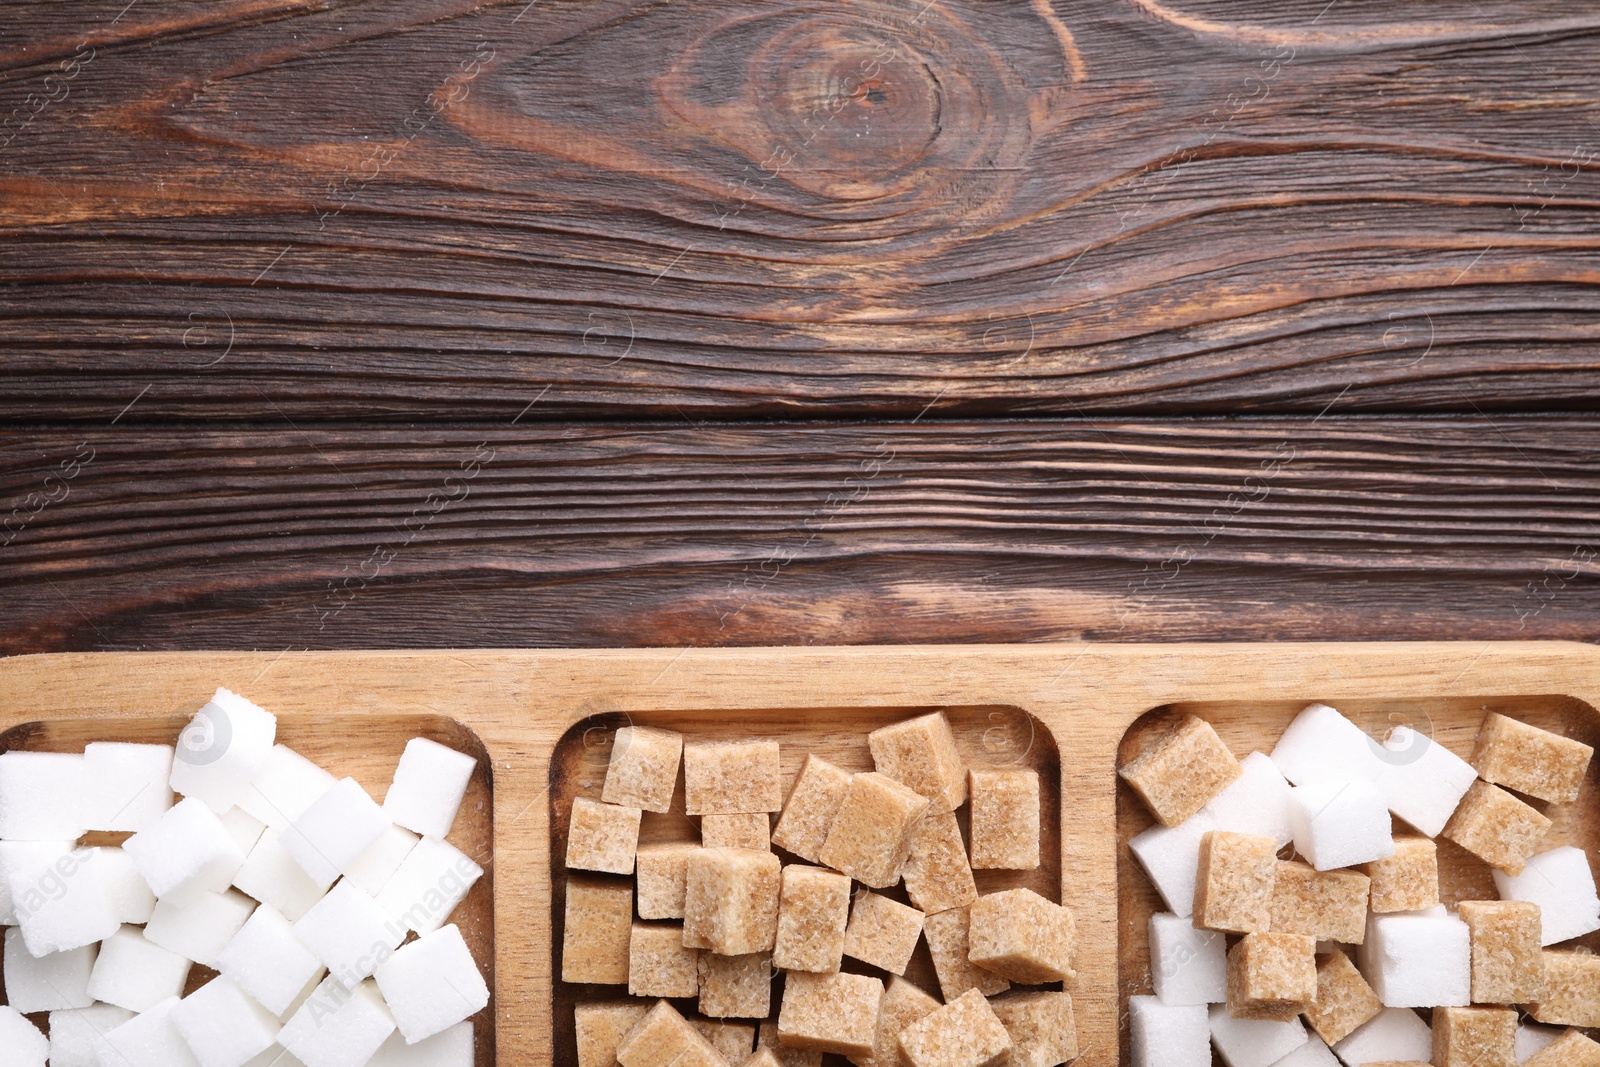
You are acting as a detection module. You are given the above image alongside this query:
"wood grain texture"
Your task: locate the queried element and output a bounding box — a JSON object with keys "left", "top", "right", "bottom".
{"left": 2, "top": 0, "right": 1599, "bottom": 420}
{"left": 2, "top": 418, "right": 1598, "bottom": 654}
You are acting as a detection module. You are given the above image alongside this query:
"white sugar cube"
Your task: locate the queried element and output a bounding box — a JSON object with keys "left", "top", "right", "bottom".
{"left": 1148, "top": 912, "right": 1227, "bottom": 1005}
{"left": 1369, "top": 726, "right": 1477, "bottom": 837}
{"left": 1357, "top": 910, "right": 1469, "bottom": 1007}
{"left": 280, "top": 779, "right": 388, "bottom": 889}
{"left": 124, "top": 796, "right": 247, "bottom": 905}
{"left": 1331, "top": 1007, "right": 1431, "bottom": 1065}
{"left": 95, "top": 996, "right": 203, "bottom": 1067}
{"left": 0, "top": 1005, "right": 49, "bottom": 1067}
{"left": 4, "top": 926, "right": 95, "bottom": 1012}
{"left": 1516, "top": 1022, "right": 1564, "bottom": 1062}
{"left": 49, "top": 1005, "right": 136, "bottom": 1067}
{"left": 344, "top": 824, "right": 419, "bottom": 897}
{"left": 1289, "top": 779, "right": 1394, "bottom": 871}
{"left": 146, "top": 888, "right": 258, "bottom": 968}
{"left": 1271, "top": 704, "right": 1382, "bottom": 787}
{"left": 1209, "top": 1005, "right": 1308, "bottom": 1067}
{"left": 373, "top": 925, "right": 488, "bottom": 1045}
{"left": 238, "top": 746, "right": 337, "bottom": 832}
{"left": 1129, "top": 996, "right": 1209, "bottom": 1067}
{"left": 374, "top": 837, "right": 482, "bottom": 936}
{"left": 217, "top": 905, "right": 327, "bottom": 1017}
{"left": 1274, "top": 1034, "right": 1340, "bottom": 1067}
{"left": 1493, "top": 845, "right": 1600, "bottom": 945}
{"left": 1202, "top": 751, "right": 1294, "bottom": 846}
{"left": 170, "top": 688, "right": 278, "bottom": 814}
{"left": 0, "top": 839, "right": 72, "bottom": 924}
{"left": 368, "top": 1022, "right": 473, "bottom": 1067}
{"left": 222, "top": 808, "right": 268, "bottom": 857}
{"left": 170, "top": 976, "right": 283, "bottom": 1067}
{"left": 382, "top": 740, "right": 478, "bottom": 841}
{"left": 87, "top": 925, "right": 192, "bottom": 1013}
{"left": 9, "top": 846, "right": 120, "bottom": 957}
{"left": 0, "top": 750, "right": 88, "bottom": 839}
{"left": 277, "top": 977, "right": 396, "bottom": 1067}
{"left": 292, "top": 880, "right": 405, "bottom": 988}
{"left": 1129, "top": 810, "right": 1217, "bottom": 919}
{"left": 84, "top": 742, "right": 175, "bottom": 833}
{"left": 233, "top": 831, "right": 327, "bottom": 921}
{"left": 244, "top": 1048, "right": 307, "bottom": 1067}
{"left": 99, "top": 846, "right": 158, "bottom": 924}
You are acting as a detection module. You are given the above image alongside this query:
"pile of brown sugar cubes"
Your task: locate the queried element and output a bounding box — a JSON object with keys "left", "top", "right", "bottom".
{"left": 1121, "top": 704, "right": 1600, "bottom": 1067}
{"left": 560, "top": 712, "right": 1078, "bottom": 1067}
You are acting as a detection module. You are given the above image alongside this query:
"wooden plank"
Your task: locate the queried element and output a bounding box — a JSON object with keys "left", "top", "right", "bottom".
{"left": 2, "top": 1, "right": 1599, "bottom": 419}
{"left": 2, "top": 418, "right": 1597, "bottom": 652}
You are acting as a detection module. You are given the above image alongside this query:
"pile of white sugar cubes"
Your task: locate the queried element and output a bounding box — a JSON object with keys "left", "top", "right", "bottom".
{"left": 1122, "top": 703, "right": 1600, "bottom": 1067}
{"left": 0, "top": 687, "right": 489, "bottom": 1067}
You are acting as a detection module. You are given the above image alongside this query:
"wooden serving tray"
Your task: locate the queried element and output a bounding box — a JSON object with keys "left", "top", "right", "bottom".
{"left": 2, "top": 642, "right": 1597, "bottom": 1067}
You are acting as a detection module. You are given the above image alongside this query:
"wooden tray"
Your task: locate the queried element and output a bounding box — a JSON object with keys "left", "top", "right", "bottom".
{"left": 2, "top": 642, "right": 1597, "bottom": 1066}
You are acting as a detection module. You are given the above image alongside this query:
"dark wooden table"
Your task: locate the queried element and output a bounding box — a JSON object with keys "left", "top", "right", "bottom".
{"left": 3, "top": 0, "right": 1598, "bottom": 654}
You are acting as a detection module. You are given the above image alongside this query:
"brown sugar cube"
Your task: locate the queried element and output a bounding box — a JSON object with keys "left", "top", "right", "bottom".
{"left": 1432, "top": 1006, "right": 1516, "bottom": 1067}
{"left": 562, "top": 878, "right": 632, "bottom": 984}
{"left": 1269, "top": 860, "right": 1370, "bottom": 944}
{"left": 1529, "top": 950, "right": 1600, "bottom": 1027}
{"left": 1226, "top": 932, "right": 1317, "bottom": 1022}
{"left": 629, "top": 921, "right": 700, "bottom": 998}
{"left": 566, "top": 797, "right": 644, "bottom": 875}
{"left": 1442, "top": 779, "right": 1552, "bottom": 875}
{"left": 868, "top": 711, "right": 967, "bottom": 812}
{"left": 693, "top": 1020, "right": 755, "bottom": 1064}
{"left": 704, "top": 813, "right": 772, "bottom": 851}
{"left": 575, "top": 1001, "right": 648, "bottom": 1067}
{"left": 617, "top": 999, "right": 726, "bottom": 1067}
{"left": 843, "top": 891, "right": 925, "bottom": 976}
{"left": 897, "top": 988, "right": 1012, "bottom": 1067}
{"left": 1119, "top": 714, "right": 1242, "bottom": 827}
{"left": 987, "top": 991, "right": 1078, "bottom": 1067}
{"left": 1193, "top": 831, "right": 1278, "bottom": 934}
{"left": 772, "top": 755, "right": 852, "bottom": 864}
{"left": 1525, "top": 1030, "right": 1600, "bottom": 1067}
{"left": 758, "top": 1022, "right": 822, "bottom": 1067}
{"left": 1458, "top": 900, "right": 1545, "bottom": 1003}
{"left": 741, "top": 1051, "right": 785, "bottom": 1067}
{"left": 777, "top": 970, "right": 885, "bottom": 1059}
{"left": 1304, "top": 948, "right": 1382, "bottom": 1045}
{"left": 773, "top": 865, "right": 851, "bottom": 973}
{"left": 699, "top": 950, "right": 772, "bottom": 1018}
{"left": 851, "top": 975, "right": 941, "bottom": 1067}
{"left": 684, "top": 847, "right": 782, "bottom": 955}
{"left": 969, "top": 769, "right": 1041, "bottom": 870}
{"left": 602, "top": 725, "right": 683, "bottom": 813}
{"left": 924, "top": 906, "right": 1010, "bottom": 1000}
{"left": 637, "top": 841, "right": 697, "bottom": 920}
{"left": 968, "top": 887, "right": 1075, "bottom": 984}
{"left": 902, "top": 810, "right": 978, "bottom": 915}
{"left": 1473, "top": 713, "right": 1594, "bottom": 804}
{"left": 1363, "top": 836, "right": 1439, "bottom": 914}
{"left": 818, "top": 772, "right": 930, "bottom": 889}
{"left": 685, "top": 740, "right": 783, "bottom": 815}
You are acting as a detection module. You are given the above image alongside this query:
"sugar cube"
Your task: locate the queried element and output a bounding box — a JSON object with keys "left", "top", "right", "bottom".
{"left": 146, "top": 888, "right": 257, "bottom": 968}
{"left": 1120, "top": 715, "right": 1243, "bottom": 827}
{"left": 9, "top": 846, "right": 120, "bottom": 956}
{"left": 1442, "top": 781, "right": 1551, "bottom": 875}
{"left": 294, "top": 880, "right": 405, "bottom": 988}
{"left": 1193, "top": 831, "right": 1277, "bottom": 934}
{"left": 968, "top": 887, "right": 1075, "bottom": 983}
{"left": 232, "top": 831, "right": 327, "bottom": 921}
{"left": 368, "top": 1023, "right": 472, "bottom": 1067}
{"left": 169, "top": 975, "right": 282, "bottom": 1067}
{"left": 968, "top": 768, "right": 1040, "bottom": 871}
{"left": 0, "top": 1006, "right": 49, "bottom": 1067}
{"left": 276, "top": 977, "right": 396, "bottom": 1067}
{"left": 901, "top": 809, "right": 977, "bottom": 915}
{"left": 280, "top": 778, "right": 389, "bottom": 889}
{"left": 84, "top": 742, "right": 175, "bottom": 832}
{"left": 565, "top": 798, "right": 643, "bottom": 875}
{"left": 170, "top": 688, "right": 278, "bottom": 814}
{"left": 95, "top": 996, "right": 203, "bottom": 1067}
{"left": 344, "top": 823, "right": 419, "bottom": 897}
{"left": 691, "top": 1020, "right": 754, "bottom": 1064}
{"left": 702, "top": 813, "right": 770, "bottom": 852}
{"left": 683, "top": 847, "right": 781, "bottom": 955}
{"left": 0, "top": 750, "right": 88, "bottom": 839}
{"left": 221, "top": 808, "right": 268, "bottom": 858}
{"left": 636, "top": 842, "right": 695, "bottom": 920}
{"left": 1363, "top": 836, "right": 1438, "bottom": 914}
{"left": 382, "top": 738, "right": 478, "bottom": 840}
{"left": 217, "top": 904, "right": 326, "bottom": 1016}
{"left": 0, "top": 840, "right": 71, "bottom": 924}
{"left": 48, "top": 1004, "right": 135, "bottom": 1067}
{"left": 774, "top": 970, "right": 883, "bottom": 1059}
{"left": 1358, "top": 910, "right": 1470, "bottom": 1007}
{"left": 741, "top": 1050, "right": 785, "bottom": 1067}
{"left": 1203, "top": 751, "right": 1295, "bottom": 847}
{"left": 1129, "top": 809, "right": 1217, "bottom": 918}
{"left": 575, "top": 1002, "right": 649, "bottom": 1067}
{"left": 1305, "top": 948, "right": 1382, "bottom": 1046}
{"left": 1289, "top": 779, "right": 1394, "bottom": 871}
{"left": 1528, "top": 950, "right": 1600, "bottom": 1027}
{"left": 601, "top": 726, "right": 682, "bottom": 814}
{"left": 1208, "top": 1004, "right": 1308, "bottom": 1067}
{"left": 373, "top": 924, "right": 488, "bottom": 1045}
{"left": 4, "top": 925, "right": 94, "bottom": 1011}
{"left": 237, "top": 745, "right": 336, "bottom": 832}
{"left": 1270, "top": 861, "right": 1369, "bottom": 944}
{"left": 1149, "top": 911, "right": 1227, "bottom": 1005}
{"left": 1432, "top": 1006, "right": 1515, "bottom": 1067}
{"left": 698, "top": 950, "right": 771, "bottom": 1018}
{"left": 1492, "top": 846, "right": 1600, "bottom": 944}
{"left": 374, "top": 836, "right": 483, "bottom": 935}
{"left": 97, "top": 846, "right": 158, "bottom": 925}
{"left": 1271, "top": 704, "right": 1382, "bottom": 788}
{"left": 818, "top": 772, "right": 929, "bottom": 889}
{"left": 561, "top": 878, "right": 631, "bottom": 985}
{"left": 843, "top": 891, "right": 925, "bottom": 975}
{"left": 758, "top": 1021, "right": 821, "bottom": 1067}
{"left": 854, "top": 975, "right": 939, "bottom": 1067}
{"left": 1227, "top": 932, "right": 1317, "bottom": 1022}
{"left": 1472, "top": 713, "right": 1594, "bottom": 804}
{"left": 896, "top": 987, "right": 1009, "bottom": 1067}
{"left": 86, "top": 925, "right": 191, "bottom": 1012}
{"left": 616, "top": 1000, "right": 724, "bottom": 1067}
{"left": 124, "top": 796, "right": 247, "bottom": 906}
{"left": 1271, "top": 1034, "right": 1340, "bottom": 1067}
{"left": 1524, "top": 1030, "right": 1600, "bottom": 1067}
{"left": 868, "top": 712, "right": 967, "bottom": 813}
{"left": 772, "top": 865, "right": 849, "bottom": 973}
{"left": 628, "top": 922, "right": 700, "bottom": 997}
{"left": 923, "top": 906, "right": 1009, "bottom": 1000}
{"left": 771, "top": 755, "right": 851, "bottom": 864}
{"left": 1370, "top": 725, "right": 1478, "bottom": 838}
{"left": 988, "top": 991, "right": 1077, "bottom": 1067}
{"left": 1129, "top": 996, "right": 1209, "bottom": 1067}
{"left": 684, "top": 740, "right": 782, "bottom": 815}
{"left": 1457, "top": 900, "right": 1544, "bottom": 1003}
